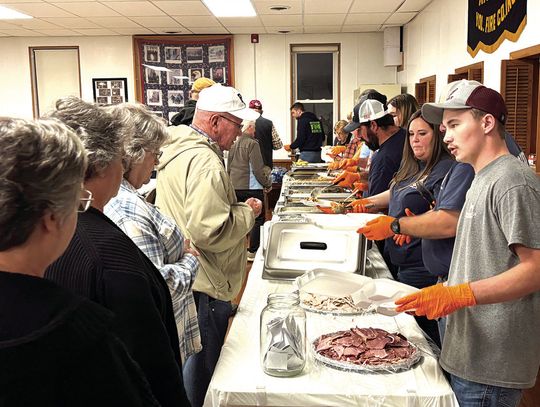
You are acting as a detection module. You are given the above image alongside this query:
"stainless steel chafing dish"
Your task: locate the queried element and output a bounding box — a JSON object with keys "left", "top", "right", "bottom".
{"left": 262, "top": 220, "right": 368, "bottom": 280}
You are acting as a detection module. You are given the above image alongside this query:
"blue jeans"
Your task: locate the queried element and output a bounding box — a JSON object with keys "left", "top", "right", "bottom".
{"left": 449, "top": 374, "right": 522, "bottom": 407}
{"left": 183, "top": 292, "right": 232, "bottom": 407}
{"left": 299, "top": 150, "right": 321, "bottom": 163}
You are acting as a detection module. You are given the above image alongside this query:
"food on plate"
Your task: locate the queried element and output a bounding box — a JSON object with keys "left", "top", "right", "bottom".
{"left": 301, "top": 292, "right": 365, "bottom": 313}
{"left": 314, "top": 327, "right": 417, "bottom": 367}
{"left": 295, "top": 159, "right": 309, "bottom": 166}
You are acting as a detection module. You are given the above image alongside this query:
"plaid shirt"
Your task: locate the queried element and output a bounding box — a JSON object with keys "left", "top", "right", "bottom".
{"left": 341, "top": 134, "right": 363, "bottom": 159}
{"left": 105, "top": 179, "right": 201, "bottom": 362}
{"left": 271, "top": 124, "right": 283, "bottom": 149}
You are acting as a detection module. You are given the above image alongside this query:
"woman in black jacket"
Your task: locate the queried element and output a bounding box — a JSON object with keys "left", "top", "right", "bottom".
{"left": 0, "top": 118, "right": 159, "bottom": 406}
{"left": 44, "top": 97, "right": 191, "bottom": 407}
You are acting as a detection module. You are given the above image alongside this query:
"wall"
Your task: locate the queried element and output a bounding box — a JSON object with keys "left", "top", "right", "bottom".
{"left": 234, "top": 32, "right": 397, "bottom": 159}
{"left": 400, "top": 0, "right": 540, "bottom": 99}
{"left": 0, "top": 36, "right": 134, "bottom": 118}
{"left": 0, "top": 32, "right": 396, "bottom": 160}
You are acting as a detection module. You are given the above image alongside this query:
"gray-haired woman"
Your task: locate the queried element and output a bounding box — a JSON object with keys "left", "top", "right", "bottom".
{"left": 44, "top": 97, "right": 191, "bottom": 407}
{"left": 0, "top": 118, "right": 159, "bottom": 406}
{"left": 104, "top": 103, "right": 201, "bottom": 364}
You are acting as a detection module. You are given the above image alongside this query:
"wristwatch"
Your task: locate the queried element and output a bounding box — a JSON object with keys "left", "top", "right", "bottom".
{"left": 390, "top": 218, "right": 401, "bottom": 234}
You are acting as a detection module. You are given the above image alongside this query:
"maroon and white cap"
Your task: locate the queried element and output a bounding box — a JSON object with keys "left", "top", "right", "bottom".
{"left": 422, "top": 80, "right": 508, "bottom": 125}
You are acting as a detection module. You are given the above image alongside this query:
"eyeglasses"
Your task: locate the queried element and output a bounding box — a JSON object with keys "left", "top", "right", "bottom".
{"left": 218, "top": 114, "right": 243, "bottom": 130}
{"left": 78, "top": 189, "right": 93, "bottom": 213}
{"left": 154, "top": 150, "right": 163, "bottom": 160}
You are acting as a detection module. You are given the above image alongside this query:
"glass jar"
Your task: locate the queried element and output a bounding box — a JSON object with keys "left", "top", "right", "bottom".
{"left": 260, "top": 292, "right": 306, "bottom": 377}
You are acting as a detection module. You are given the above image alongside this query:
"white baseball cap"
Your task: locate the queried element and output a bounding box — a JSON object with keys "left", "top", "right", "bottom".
{"left": 196, "top": 84, "right": 260, "bottom": 121}
{"left": 359, "top": 99, "right": 389, "bottom": 123}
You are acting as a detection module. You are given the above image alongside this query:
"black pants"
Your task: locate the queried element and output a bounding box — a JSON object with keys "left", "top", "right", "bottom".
{"left": 235, "top": 189, "right": 264, "bottom": 253}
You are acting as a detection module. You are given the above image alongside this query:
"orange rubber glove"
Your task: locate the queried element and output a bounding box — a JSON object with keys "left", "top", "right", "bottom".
{"left": 347, "top": 198, "right": 373, "bottom": 213}
{"left": 352, "top": 181, "right": 368, "bottom": 192}
{"left": 333, "top": 171, "right": 360, "bottom": 188}
{"left": 316, "top": 205, "right": 336, "bottom": 214}
{"left": 327, "top": 160, "right": 342, "bottom": 170}
{"left": 356, "top": 215, "right": 395, "bottom": 240}
{"left": 393, "top": 208, "right": 415, "bottom": 246}
{"left": 284, "top": 144, "right": 291, "bottom": 152}
{"left": 330, "top": 145, "right": 347, "bottom": 156}
{"left": 395, "top": 282, "right": 477, "bottom": 320}
{"left": 393, "top": 233, "right": 411, "bottom": 246}
{"left": 340, "top": 158, "right": 359, "bottom": 168}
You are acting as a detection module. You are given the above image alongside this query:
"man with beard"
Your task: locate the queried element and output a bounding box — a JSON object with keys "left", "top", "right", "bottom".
{"left": 356, "top": 98, "right": 406, "bottom": 197}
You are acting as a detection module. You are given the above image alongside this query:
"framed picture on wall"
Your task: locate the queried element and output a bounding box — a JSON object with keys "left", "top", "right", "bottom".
{"left": 133, "top": 35, "right": 234, "bottom": 120}
{"left": 92, "top": 78, "right": 128, "bottom": 105}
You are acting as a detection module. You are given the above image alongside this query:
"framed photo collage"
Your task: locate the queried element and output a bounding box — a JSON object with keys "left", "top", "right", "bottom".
{"left": 133, "top": 36, "right": 233, "bottom": 124}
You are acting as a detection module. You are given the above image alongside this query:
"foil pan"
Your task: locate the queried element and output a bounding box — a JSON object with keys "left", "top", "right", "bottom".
{"left": 312, "top": 339, "right": 421, "bottom": 373}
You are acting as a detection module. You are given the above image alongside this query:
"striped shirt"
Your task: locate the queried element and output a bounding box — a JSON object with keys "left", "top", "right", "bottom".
{"left": 105, "top": 179, "right": 201, "bottom": 362}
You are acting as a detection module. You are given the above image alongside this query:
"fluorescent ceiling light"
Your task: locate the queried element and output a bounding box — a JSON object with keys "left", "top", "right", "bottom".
{"left": 203, "top": 0, "right": 256, "bottom": 17}
{"left": 0, "top": 5, "right": 32, "bottom": 19}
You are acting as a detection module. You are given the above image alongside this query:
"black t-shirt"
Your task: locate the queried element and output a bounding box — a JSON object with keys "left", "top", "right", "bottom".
{"left": 367, "top": 128, "right": 406, "bottom": 197}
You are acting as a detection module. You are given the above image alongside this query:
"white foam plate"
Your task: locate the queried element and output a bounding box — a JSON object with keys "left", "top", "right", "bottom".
{"left": 300, "top": 199, "right": 335, "bottom": 208}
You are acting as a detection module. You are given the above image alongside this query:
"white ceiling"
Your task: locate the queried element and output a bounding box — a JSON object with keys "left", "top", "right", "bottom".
{"left": 0, "top": 0, "right": 433, "bottom": 37}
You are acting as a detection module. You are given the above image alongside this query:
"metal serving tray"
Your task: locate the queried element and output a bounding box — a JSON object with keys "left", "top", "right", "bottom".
{"left": 263, "top": 221, "right": 368, "bottom": 280}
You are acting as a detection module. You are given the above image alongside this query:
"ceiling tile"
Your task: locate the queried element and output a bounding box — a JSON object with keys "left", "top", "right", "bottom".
{"left": 0, "top": 21, "right": 22, "bottom": 29}
{"left": 0, "top": 28, "right": 44, "bottom": 35}
{"left": 304, "top": 14, "right": 345, "bottom": 26}
{"left": 13, "top": 18, "right": 60, "bottom": 28}
{"left": 304, "top": 25, "right": 342, "bottom": 33}
{"left": 188, "top": 26, "right": 229, "bottom": 34}
{"left": 259, "top": 14, "right": 301, "bottom": 26}
{"left": 90, "top": 16, "right": 141, "bottom": 27}
{"left": 304, "top": 0, "right": 352, "bottom": 14}
{"left": 74, "top": 27, "right": 118, "bottom": 35}
{"left": 217, "top": 16, "right": 262, "bottom": 26}
{"left": 222, "top": 26, "right": 266, "bottom": 34}
{"left": 265, "top": 26, "right": 303, "bottom": 34}
{"left": 130, "top": 15, "right": 178, "bottom": 27}
{"left": 252, "top": 0, "right": 302, "bottom": 15}
{"left": 52, "top": 2, "right": 120, "bottom": 17}
{"left": 344, "top": 13, "right": 388, "bottom": 25}
{"left": 151, "top": 1, "right": 210, "bottom": 15}
{"left": 41, "top": 17, "right": 101, "bottom": 28}
{"left": 173, "top": 15, "right": 220, "bottom": 27}
{"left": 8, "top": 3, "right": 75, "bottom": 17}
{"left": 36, "top": 28, "right": 82, "bottom": 35}
{"left": 0, "top": 0, "right": 45, "bottom": 3}
{"left": 148, "top": 26, "right": 191, "bottom": 34}
{"left": 102, "top": 1, "right": 165, "bottom": 16}
{"left": 385, "top": 12, "right": 416, "bottom": 24}
{"left": 398, "top": 0, "right": 431, "bottom": 12}
{"left": 113, "top": 27, "right": 154, "bottom": 34}
{"left": 350, "top": 0, "right": 402, "bottom": 13}
{"left": 341, "top": 24, "right": 381, "bottom": 32}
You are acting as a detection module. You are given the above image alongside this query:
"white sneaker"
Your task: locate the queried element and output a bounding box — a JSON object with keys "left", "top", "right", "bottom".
{"left": 247, "top": 251, "right": 256, "bottom": 262}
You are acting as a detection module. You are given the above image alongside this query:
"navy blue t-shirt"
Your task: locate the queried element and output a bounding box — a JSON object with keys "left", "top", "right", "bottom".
{"left": 367, "top": 128, "right": 406, "bottom": 197}
{"left": 386, "top": 158, "right": 454, "bottom": 270}
{"left": 421, "top": 162, "right": 475, "bottom": 278}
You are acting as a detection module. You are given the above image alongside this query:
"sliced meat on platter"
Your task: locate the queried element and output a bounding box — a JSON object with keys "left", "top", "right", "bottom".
{"left": 314, "top": 327, "right": 417, "bottom": 367}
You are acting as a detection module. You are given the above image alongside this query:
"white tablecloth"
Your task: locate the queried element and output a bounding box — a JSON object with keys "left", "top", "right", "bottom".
{"left": 203, "top": 249, "right": 458, "bottom": 407}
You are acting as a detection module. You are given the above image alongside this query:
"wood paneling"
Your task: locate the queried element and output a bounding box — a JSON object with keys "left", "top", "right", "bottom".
{"left": 501, "top": 59, "right": 535, "bottom": 155}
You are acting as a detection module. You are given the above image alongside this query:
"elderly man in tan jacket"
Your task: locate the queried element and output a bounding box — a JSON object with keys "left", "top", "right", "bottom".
{"left": 156, "top": 84, "right": 260, "bottom": 407}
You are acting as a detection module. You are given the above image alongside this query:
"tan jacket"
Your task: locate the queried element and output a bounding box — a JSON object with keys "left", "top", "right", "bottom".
{"left": 155, "top": 125, "right": 254, "bottom": 301}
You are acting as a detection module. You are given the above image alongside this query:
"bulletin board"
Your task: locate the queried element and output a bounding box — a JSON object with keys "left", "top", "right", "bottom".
{"left": 133, "top": 35, "right": 234, "bottom": 124}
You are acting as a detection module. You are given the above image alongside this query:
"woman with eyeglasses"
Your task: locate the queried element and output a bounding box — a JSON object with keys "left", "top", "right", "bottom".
{"left": 44, "top": 97, "right": 191, "bottom": 407}
{"left": 0, "top": 118, "right": 159, "bottom": 406}
{"left": 353, "top": 110, "right": 455, "bottom": 346}
{"left": 104, "top": 103, "right": 201, "bottom": 365}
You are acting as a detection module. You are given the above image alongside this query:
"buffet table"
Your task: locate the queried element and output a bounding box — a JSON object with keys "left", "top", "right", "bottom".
{"left": 203, "top": 247, "right": 458, "bottom": 407}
